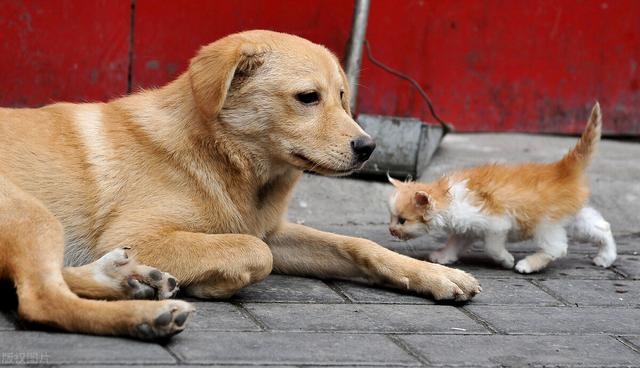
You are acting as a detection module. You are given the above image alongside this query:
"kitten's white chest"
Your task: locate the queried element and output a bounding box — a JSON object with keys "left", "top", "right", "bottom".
{"left": 436, "top": 180, "right": 512, "bottom": 236}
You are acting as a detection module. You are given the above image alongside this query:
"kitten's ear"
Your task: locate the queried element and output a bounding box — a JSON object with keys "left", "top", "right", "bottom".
{"left": 387, "top": 173, "right": 403, "bottom": 187}
{"left": 414, "top": 191, "right": 431, "bottom": 207}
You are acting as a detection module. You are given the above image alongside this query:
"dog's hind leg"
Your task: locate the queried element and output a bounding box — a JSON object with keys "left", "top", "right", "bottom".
{"left": 0, "top": 176, "right": 194, "bottom": 339}
{"left": 567, "top": 207, "right": 617, "bottom": 267}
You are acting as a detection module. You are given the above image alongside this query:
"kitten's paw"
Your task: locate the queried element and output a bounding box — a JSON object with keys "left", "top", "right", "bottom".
{"left": 499, "top": 253, "right": 515, "bottom": 269}
{"left": 593, "top": 253, "right": 616, "bottom": 268}
{"left": 515, "top": 259, "right": 533, "bottom": 274}
{"left": 428, "top": 250, "right": 459, "bottom": 265}
{"left": 515, "top": 253, "right": 553, "bottom": 274}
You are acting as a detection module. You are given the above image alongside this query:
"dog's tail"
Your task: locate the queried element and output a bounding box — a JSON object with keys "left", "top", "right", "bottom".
{"left": 558, "top": 102, "right": 602, "bottom": 172}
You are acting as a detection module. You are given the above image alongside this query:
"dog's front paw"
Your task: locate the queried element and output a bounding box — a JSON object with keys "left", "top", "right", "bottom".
{"left": 406, "top": 262, "right": 482, "bottom": 302}
{"left": 95, "top": 248, "right": 180, "bottom": 300}
{"left": 434, "top": 266, "right": 482, "bottom": 301}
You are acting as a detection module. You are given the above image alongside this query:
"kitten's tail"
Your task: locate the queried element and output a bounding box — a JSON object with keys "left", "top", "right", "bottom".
{"left": 559, "top": 102, "right": 602, "bottom": 171}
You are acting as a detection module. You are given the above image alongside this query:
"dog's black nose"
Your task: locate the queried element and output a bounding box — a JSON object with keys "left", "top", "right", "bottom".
{"left": 350, "top": 135, "right": 376, "bottom": 161}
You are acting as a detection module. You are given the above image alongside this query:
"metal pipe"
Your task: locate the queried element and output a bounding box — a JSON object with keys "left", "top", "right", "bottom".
{"left": 344, "top": 0, "right": 370, "bottom": 112}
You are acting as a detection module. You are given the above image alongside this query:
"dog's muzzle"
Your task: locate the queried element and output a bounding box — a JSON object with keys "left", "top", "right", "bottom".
{"left": 350, "top": 136, "right": 376, "bottom": 162}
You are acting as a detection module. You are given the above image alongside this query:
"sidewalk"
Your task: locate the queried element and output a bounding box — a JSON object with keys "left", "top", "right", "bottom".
{"left": 1, "top": 133, "right": 639, "bottom": 367}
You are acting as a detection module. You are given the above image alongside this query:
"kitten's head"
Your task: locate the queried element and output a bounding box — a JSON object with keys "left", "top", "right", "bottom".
{"left": 387, "top": 175, "right": 449, "bottom": 240}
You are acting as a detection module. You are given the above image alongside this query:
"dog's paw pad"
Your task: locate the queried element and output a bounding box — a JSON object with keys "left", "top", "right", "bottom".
{"left": 94, "top": 248, "right": 180, "bottom": 300}
{"left": 127, "top": 278, "right": 156, "bottom": 299}
{"left": 128, "top": 266, "right": 180, "bottom": 300}
{"left": 167, "top": 277, "right": 177, "bottom": 290}
{"left": 133, "top": 301, "right": 195, "bottom": 340}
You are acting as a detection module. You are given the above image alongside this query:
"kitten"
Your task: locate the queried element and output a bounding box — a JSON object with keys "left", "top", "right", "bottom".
{"left": 387, "top": 103, "right": 616, "bottom": 273}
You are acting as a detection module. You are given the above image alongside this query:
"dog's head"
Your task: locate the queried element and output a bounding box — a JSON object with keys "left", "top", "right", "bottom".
{"left": 188, "top": 30, "right": 375, "bottom": 176}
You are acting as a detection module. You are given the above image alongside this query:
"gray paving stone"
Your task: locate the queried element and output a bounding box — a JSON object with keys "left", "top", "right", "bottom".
{"left": 188, "top": 302, "right": 261, "bottom": 331}
{"left": 399, "top": 334, "right": 640, "bottom": 367}
{"left": 286, "top": 225, "right": 624, "bottom": 280}
{"left": 303, "top": 366, "right": 414, "bottom": 368}
{"left": 231, "top": 275, "right": 344, "bottom": 303}
{"left": 308, "top": 224, "right": 442, "bottom": 253}
{"left": 304, "top": 366, "right": 418, "bottom": 368}
{"left": 0, "top": 134, "right": 636, "bottom": 367}
{"left": 472, "top": 278, "right": 561, "bottom": 305}
{"left": 0, "top": 331, "right": 175, "bottom": 364}
{"left": 0, "top": 312, "right": 15, "bottom": 330}
{"left": 69, "top": 366, "right": 291, "bottom": 368}
{"left": 317, "top": 224, "right": 639, "bottom": 257}
{"left": 486, "top": 235, "right": 635, "bottom": 262}
{"left": 332, "top": 281, "right": 434, "bottom": 304}
{"left": 168, "top": 331, "right": 420, "bottom": 366}
{"left": 540, "top": 279, "right": 640, "bottom": 307}
{"left": 602, "top": 233, "right": 640, "bottom": 256}
{"left": 289, "top": 175, "right": 393, "bottom": 227}
{"left": 244, "top": 303, "right": 488, "bottom": 334}
{"left": 613, "top": 254, "right": 640, "bottom": 279}
{"left": 458, "top": 254, "right": 623, "bottom": 280}
{"left": 464, "top": 234, "right": 640, "bottom": 256}
{"left": 623, "top": 336, "right": 640, "bottom": 352}
{"left": 467, "top": 305, "right": 640, "bottom": 334}
{"left": 453, "top": 258, "right": 520, "bottom": 279}
{"left": 335, "top": 276, "right": 561, "bottom": 307}
{"left": 313, "top": 224, "right": 640, "bottom": 258}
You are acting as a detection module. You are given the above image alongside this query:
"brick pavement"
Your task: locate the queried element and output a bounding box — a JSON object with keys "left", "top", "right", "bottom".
{"left": 0, "top": 134, "right": 639, "bottom": 367}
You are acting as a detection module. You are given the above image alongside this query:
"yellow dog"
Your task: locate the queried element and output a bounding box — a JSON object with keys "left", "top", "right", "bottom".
{"left": 0, "top": 30, "right": 480, "bottom": 340}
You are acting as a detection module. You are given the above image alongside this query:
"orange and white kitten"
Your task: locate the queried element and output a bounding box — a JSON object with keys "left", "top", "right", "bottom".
{"left": 387, "top": 103, "right": 616, "bottom": 273}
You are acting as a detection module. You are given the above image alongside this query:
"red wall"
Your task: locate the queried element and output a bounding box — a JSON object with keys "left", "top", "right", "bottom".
{"left": 0, "top": 0, "right": 130, "bottom": 105}
{"left": 1, "top": 0, "right": 638, "bottom": 134}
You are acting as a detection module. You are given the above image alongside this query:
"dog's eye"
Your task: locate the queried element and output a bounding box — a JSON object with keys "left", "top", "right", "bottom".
{"left": 296, "top": 91, "right": 320, "bottom": 105}
{"left": 340, "top": 90, "right": 344, "bottom": 100}
{"left": 398, "top": 217, "right": 406, "bottom": 225}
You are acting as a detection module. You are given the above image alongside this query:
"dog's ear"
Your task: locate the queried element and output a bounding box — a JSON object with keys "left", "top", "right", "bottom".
{"left": 189, "top": 35, "right": 269, "bottom": 119}
{"left": 337, "top": 64, "right": 352, "bottom": 116}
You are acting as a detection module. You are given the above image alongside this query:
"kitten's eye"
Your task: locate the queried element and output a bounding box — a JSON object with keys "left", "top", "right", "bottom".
{"left": 398, "top": 217, "right": 406, "bottom": 225}
{"left": 296, "top": 91, "right": 320, "bottom": 105}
